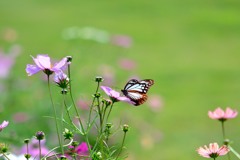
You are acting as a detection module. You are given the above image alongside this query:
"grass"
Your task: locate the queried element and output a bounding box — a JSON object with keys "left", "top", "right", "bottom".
{"left": 1, "top": 0, "right": 240, "bottom": 159}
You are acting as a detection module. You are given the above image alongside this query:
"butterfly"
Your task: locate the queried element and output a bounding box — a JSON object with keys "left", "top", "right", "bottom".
{"left": 121, "top": 79, "right": 154, "bottom": 106}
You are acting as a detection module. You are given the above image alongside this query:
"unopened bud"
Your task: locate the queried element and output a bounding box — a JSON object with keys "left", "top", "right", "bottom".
{"left": 95, "top": 76, "right": 104, "bottom": 83}
{"left": 122, "top": 124, "right": 129, "bottom": 133}
{"left": 35, "top": 131, "right": 45, "bottom": 140}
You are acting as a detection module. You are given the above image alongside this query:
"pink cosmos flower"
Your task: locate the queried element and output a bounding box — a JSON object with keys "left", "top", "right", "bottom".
{"left": 208, "top": 107, "right": 238, "bottom": 121}
{"left": 26, "top": 54, "right": 67, "bottom": 76}
{"left": 65, "top": 142, "right": 89, "bottom": 159}
{"left": 197, "top": 143, "right": 229, "bottom": 158}
{"left": 0, "top": 120, "right": 9, "bottom": 132}
{"left": 100, "top": 86, "right": 134, "bottom": 104}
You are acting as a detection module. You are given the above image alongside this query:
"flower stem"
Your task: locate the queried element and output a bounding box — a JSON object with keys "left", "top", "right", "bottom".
{"left": 47, "top": 75, "right": 64, "bottom": 155}
{"left": 228, "top": 145, "right": 240, "bottom": 159}
{"left": 221, "top": 121, "right": 226, "bottom": 139}
{"left": 67, "top": 64, "right": 85, "bottom": 135}
{"left": 2, "top": 153, "right": 10, "bottom": 160}
{"left": 221, "top": 121, "right": 231, "bottom": 160}
{"left": 67, "top": 64, "right": 92, "bottom": 154}
{"left": 115, "top": 131, "right": 127, "bottom": 160}
{"left": 106, "top": 102, "right": 114, "bottom": 123}
{"left": 88, "top": 81, "right": 100, "bottom": 126}
{"left": 39, "top": 140, "right": 42, "bottom": 159}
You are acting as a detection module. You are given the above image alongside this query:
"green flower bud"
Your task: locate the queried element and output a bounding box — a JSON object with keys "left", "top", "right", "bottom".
{"left": 95, "top": 76, "right": 104, "bottom": 82}
{"left": 63, "top": 128, "right": 73, "bottom": 140}
{"left": 122, "top": 124, "right": 129, "bottom": 133}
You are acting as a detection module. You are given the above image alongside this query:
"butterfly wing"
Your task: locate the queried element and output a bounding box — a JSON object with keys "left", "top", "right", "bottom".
{"left": 122, "top": 79, "right": 154, "bottom": 106}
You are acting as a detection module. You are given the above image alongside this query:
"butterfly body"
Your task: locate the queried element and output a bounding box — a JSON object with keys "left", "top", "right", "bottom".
{"left": 121, "top": 79, "right": 154, "bottom": 106}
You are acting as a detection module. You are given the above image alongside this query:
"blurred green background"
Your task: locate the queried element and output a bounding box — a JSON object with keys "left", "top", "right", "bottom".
{"left": 1, "top": 0, "right": 240, "bottom": 159}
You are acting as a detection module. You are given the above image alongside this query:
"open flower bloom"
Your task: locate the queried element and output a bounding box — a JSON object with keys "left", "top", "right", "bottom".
{"left": 197, "top": 143, "right": 229, "bottom": 158}
{"left": 208, "top": 107, "right": 238, "bottom": 121}
{"left": 0, "top": 120, "right": 9, "bottom": 132}
{"left": 101, "top": 86, "right": 135, "bottom": 104}
{"left": 26, "top": 54, "right": 67, "bottom": 76}
{"left": 66, "top": 142, "right": 89, "bottom": 158}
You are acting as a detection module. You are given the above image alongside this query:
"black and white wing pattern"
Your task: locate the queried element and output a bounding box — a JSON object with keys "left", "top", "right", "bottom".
{"left": 121, "top": 79, "right": 154, "bottom": 106}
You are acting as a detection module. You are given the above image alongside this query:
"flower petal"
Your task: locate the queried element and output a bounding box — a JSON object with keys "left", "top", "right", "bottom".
{"left": 100, "top": 86, "right": 113, "bottom": 97}
{"left": 52, "top": 57, "right": 67, "bottom": 72}
{"left": 26, "top": 64, "right": 41, "bottom": 76}
{"left": 32, "top": 54, "right": 51, "bottom": 69}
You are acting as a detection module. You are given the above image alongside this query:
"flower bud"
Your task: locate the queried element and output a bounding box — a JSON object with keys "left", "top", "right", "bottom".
{"left": 63, "top": 128, "right": 73, "bottom": 140}
{"left": 24, "top": 139, "right": 30, "bottom": 144}
{"left": 54, "top": 71, "right": 69, "bottom": 92}
{"left": 95, "top": 76, "right": 104, "bottom": 83}
{"left": 0, "top": 144, "right": 8, "bottom": 153}
{"left": 122, "top": 124, "right": 129, "bottom": 133}
{"left": 71, "top": 141, "right": 79, "bottom": 147}
{"left": 224, "top": 139, "right": 230, "bottom": 145}
{"left": 106, "top": 123, "right": 112, "bottom": 129}
{"left": 66, "top": 56, "right": 72, "bottom": 64}
{"left": 35, "top": 131, "right": 45, "bottom": 140}
{"left": 24, "top": 154, "right": 31, "bottom": 159}
{"left": 60, "top": 155, "right": 67, "bottom": 160}
{"left": 102, "top": 98, "right": 112, "bottom": 107}
{"left": 92, "top": 151, "right": 102, "bottom": 160}
{"left": 93, "top": 93, "right": 101, "bottom": 98}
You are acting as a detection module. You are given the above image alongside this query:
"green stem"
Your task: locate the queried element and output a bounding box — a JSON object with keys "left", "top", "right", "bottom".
{"left": 2, "top": 153, "right": 10, "bottom": 160}
{"left": 41, "top": 139, "right": 73, "bottom": 159}
{"left": 221, "top": 121, "right": 226, "bottom": 139}
{"left": 229, "top": 145, "right": 240, "bottom": 159}
{"left": 67, "top": 64, "right": 85, "bottom": 134}
{"left": 47, "top": 75, "right": 63, "bottom": 155}
{"left": 88, "top": 81, "right": 100, "bottom": 126}
{"left": 115, "top": 132, "right": 127, "bottom": 160}
{"left": 221, "top": 121, "right": 231, "bottom": 160}
{"left": 63, "top": 93, "right": 73, "bottom": 123}
{"left": 67, "top": 64, "right": 92, "bottom": 153}
{"left": 106, "top": 102, "right": 114, "bottom": 123}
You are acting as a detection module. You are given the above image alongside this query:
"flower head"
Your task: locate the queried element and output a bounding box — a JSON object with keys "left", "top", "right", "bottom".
{"left": 100, "top": 86, "right": 134, "bottom": 104}
{"left": 65, "top": 142, "right": 89, "bottom": 158}
{"left": 0, "top": 120, "right": 9, "bottom": 132}
{"left": 54, "top": 71, "right": 69, "bottom": 92}
{"left": 208, "top": 107, "right": 238, "bottom": 121}
{"left": 26, "top": 54, "right": 67, "bottom": 76}
{"left": 197, "top": 143, "right": 229, "bottom": 158}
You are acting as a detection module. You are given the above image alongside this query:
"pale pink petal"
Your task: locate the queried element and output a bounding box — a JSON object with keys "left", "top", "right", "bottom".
{"left": 197, "top": 147, "right": 211, "bottom": 158}
{"left": 26, "top": 64, "right": 41, "bottom": 76}
{"left": 118, "top": 96, "right": 135, "bottom": 105}
{"left": 209, "top": 143, "right": 219, "bottom": 153}
{"left": 208, "top": 111, "right": 216, "bottom": 119}
{"left": 31, "top": 55, "right": 51, "bottom": 69}
{"left": 1, "top": 121, "right": 9, "bottom": 128}
{"left": 101, "top": 86, "right": 112, "bottom": 97}
{"left": 52, "top": 57, "right": 67, "bottom": 71}
{"left": 109, "top": 89, "right": 120, "bottom": 98}
{"left": 218, "top": 145, "right": 229, "bottom": 156}
{"left": 214, "top": 108, "right": 225, "bottom": 118}
{"left": 225, "top": 107, "right": 238, "bottom": 119}
{"left": 0, "top": 120, "right": 9, "bottom": 131}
